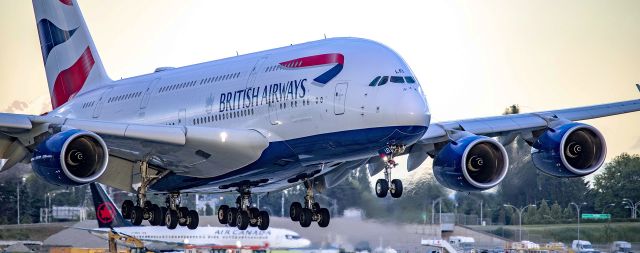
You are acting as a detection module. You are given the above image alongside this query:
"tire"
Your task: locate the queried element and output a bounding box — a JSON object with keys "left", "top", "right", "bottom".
{"left": 131, "top": 206, "right": 143, "bottom": 226}
{"left": 178, "top": 207, "right": 189, "bottom": 226}
{"left": 217, "top": 205, "right": 229, "bottom": 224}
{"left": 187, "top": 210, "right": 199, "bottom": 230}
{"left": 159, "top": 207, "right": 167, "bottom": 226}
{"left": 390, "top": 179, "right": 403, "bottom": 198}
{"left": 375, "top": 179, "right": 389, "bottom": 198}
{"left": 249, "top": 208, "right": 260, "bottom": 227}
{"left": 299, "top": 208, "right": 312, "bottom": 228}
{"left": 150, "top": 204, "right": 161, "bottom": 226}
{"left": 165, "top": 209, "right": 178, "bottom": 229}
{"left": 290, "top": 202, "right": 302, "bottom": 221}
{"left": 122, "top": 200, "right": 134, "bottom": 219}
{"left": 258, "top": 211, "right": 270, "bottom": 231}
{"left": 227, "top": 207, "right": 238, "bottom": 227}
{"left": 318, "top": 208, "right": 330, "bottom": 228}
{"left": 312, "top": 202, "right": 321, "bottom": 212}
{"left": 237, "top": 210, "right": 249, "bottom": 230}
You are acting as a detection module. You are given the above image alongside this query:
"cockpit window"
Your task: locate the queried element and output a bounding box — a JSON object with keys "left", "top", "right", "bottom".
{"left": 369, "top": 76, "right": 381, "bottom": 86}
{"left": 390, "top": 76, "right": 404, "bottom": 83}
{"left": 378, "top": 76, "right": 389, "bottom": 86}
{"left": 285, "top": 235, "right": 301, "bottom": 240}
{"left": 405, "top": 76, "right": 416, "bottom": 83}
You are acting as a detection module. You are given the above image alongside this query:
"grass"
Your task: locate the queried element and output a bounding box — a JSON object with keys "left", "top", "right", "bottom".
{"left": 471, "top": 222, "right": 640, "bottom": 244}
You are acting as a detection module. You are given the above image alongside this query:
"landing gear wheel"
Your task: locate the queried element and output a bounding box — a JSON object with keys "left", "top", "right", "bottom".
{"left": 237, "top": 210, "right": 250, "bottom": 230}
{"left": 390, "top": 179, "right": 403, "bottom": 198}
{"left": 249, "top": 207, "right": 260, "bottom": 227}
{"left": 122, "top": 200, "right": 134, "bottom": 219}
{"left": 257, "top": 211, "right": 270, "bottom": 230}
{"left": 131, "top": 206, "right": 143, "bottom": 225}
{"left": 227, "top": 207, "right": 238, "bottom": 227}
{"left": 178, "top": 207, "right": 189, "bottom": 226}
{"left": 165, "top": 209, "right": 178, "bottom": 229}
{"left": 299, "top": 208, "right": 313, "bottom": 227}
{"left": 290, "top": 202, "right": 302, "bottom": 221}
{"left": 318, "top": 208, "right": 330, "bottom": 227}
{"left": 186, "top": 210, "right": 199, "bottom": 230}
{"left": 149, "top": 204, "right": 161, "bottom": 226}
{"left": 159, "top": 207, "right": 167, "bottom": 226}
{"left": 217, "top": 205, "right": 229, "bottom": 224}
{"left": 375, "top": 179, "right": 389, "bottom": 198}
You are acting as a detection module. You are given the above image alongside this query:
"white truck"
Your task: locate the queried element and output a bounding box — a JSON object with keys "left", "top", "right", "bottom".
{"left": 572, "top": 240, "right": 598, "bottom": 253}
{"left": 611, "top": 241, "right": 632, "bottom": 253}
{"left": 449, "top": 236, "right": 475, "bottom": 253}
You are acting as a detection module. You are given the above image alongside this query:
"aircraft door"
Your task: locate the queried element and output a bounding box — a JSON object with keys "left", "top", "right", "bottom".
{"left": 334, "top": 82, "right": 348, "bottom": 115}
{"left": 140, "top": 78, "right": 160, "bottom": 109}
{"left": 178, "top": 109, "right": 186, "bottom": 126}
{"left": 92, "top": 87, "right": 113, "bottom": 118}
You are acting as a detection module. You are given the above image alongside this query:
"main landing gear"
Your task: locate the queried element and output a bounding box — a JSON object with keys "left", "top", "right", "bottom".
{"left": 289, "top": 179, "right": 330, "bottom": 228}
{"left": 121, "top": 161, "right": 199, "bottom": 230}
{"left": 217, "top": 186, "right": 270, "bottom": 230}
{"left": 375, "top": 146, "right": 403, "bottom": 198}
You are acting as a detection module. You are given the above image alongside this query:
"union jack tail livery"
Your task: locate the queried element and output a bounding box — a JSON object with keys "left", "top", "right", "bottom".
{"left": 33, "top": 0, "right": 111, "bottom": 109}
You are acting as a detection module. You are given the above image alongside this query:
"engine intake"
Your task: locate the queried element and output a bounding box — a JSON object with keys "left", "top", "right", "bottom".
{"left": 32, "top": 129, "right": 108, "bottom": 186}
{"left": 433, "top": 134, "right": 508, "bottom": 191}
{"left": 531, "top": 122, "right": 606, "bottom": 177}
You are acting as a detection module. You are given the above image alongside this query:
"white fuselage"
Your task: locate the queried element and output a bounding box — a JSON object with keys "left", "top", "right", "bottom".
{"left": 90, "top": 226, "right": 311, "bottom": 249}
{"left": 50, "top": 37, "right": 431, "bottom": 192}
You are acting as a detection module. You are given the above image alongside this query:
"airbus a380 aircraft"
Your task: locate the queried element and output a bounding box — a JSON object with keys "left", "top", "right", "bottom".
{"left": 84, "top": 183, "right": 311, "bottom": 249}
{"left": 1, "top": 0, "right": 639, "bottom": 231}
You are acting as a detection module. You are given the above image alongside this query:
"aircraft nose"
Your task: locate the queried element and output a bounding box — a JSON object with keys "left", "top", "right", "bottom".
{"left": 394, "top": 89, "right": 430, "bottom": 127}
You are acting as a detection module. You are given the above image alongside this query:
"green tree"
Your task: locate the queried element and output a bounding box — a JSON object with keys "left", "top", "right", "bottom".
{"left": 563, "top": 205, "right": 575, "bottom": 220}
{"left": 537, "top": 200, "right": 550, "bottom": 223}
{"left": 550, "top": 202, "right": 562, "bottom": 223}
{"left": 593, "top": 153, "right": 640, "bottom": 218}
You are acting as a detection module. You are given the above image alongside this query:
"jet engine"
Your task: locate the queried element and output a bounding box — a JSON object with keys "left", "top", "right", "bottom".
{"left": 531, "top": 122, "right": 606, "bottom": 177}
{"left": 31, "top": 129, "right": 108, "bottom": 186}
{"left": 433, "top": 134, "right": 508, "bottom": 191}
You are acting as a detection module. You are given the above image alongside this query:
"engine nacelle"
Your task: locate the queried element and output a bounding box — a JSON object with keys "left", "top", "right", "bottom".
{"left": 531, "top": 122, "right": 606, "bottom": 177}
{"left": 433, "top": 134, "right": 509, "bottom": 191}
{"left": 31, "top": 129, "right": 108, "bottom": 186}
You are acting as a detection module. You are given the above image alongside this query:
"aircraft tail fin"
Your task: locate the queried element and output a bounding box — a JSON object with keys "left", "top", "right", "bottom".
{"left": 89, "top": 183, "right": 132, "bottom": 228}
{"left": 32, "top": 0, "right": 111, "bottom": 109}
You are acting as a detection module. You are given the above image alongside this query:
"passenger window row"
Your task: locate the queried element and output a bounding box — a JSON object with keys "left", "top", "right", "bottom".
{"left": 108, "top": 91, "right": 143, "bottom": 103}
{"left": 192, "top": 108, "right": 256, "bottom": 125}
{"left": 275, "top": 98, "right": 315, "bottom": 110}
{"left": 159, "top": 72, "right": 241, "bottom": 94}
{"left": 81, "top": 101, "right": 96, "bottom": 109}
{"left": 265, "top": 65, "right": 282, "bottom": 72}
{"left": 199, "top": 72, "right": 241, "bottom": 85}
{"left": 369, "top": 76, "right": 416, "bottom": 86}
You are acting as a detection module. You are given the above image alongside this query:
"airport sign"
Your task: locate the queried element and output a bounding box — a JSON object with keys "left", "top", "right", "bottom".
{"left": 581, "top": 213, "right": 611, "bottom": 219}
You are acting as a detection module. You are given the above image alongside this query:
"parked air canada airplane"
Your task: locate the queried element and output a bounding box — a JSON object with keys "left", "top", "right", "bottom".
{"left": 1, "top": 0, "right": 639, "bottom": 231}
{"left": 83, "top": 183, "right": 311, "bottom": 249}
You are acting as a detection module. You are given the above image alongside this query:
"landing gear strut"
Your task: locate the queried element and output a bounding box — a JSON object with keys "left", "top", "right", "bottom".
{"left": 289, "top": 179, "right": 330, "bottom": 228}
{"left": 375, "top": 146, "right": 404, "bottom": 198}
{"left": 217, "top": 186, "right": 270, "bottom": 230}
{"left": 121, "top": 160, "right": 199, "bottom": 230}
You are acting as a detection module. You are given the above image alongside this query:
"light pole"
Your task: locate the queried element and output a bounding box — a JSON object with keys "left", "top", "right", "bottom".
{"left": 570, "top": 202, "right": 587, "bottom": 241}
{"left": 622, "top": 199, "right": 640, "bottom": 219}
{"left": 503, "top": 204, "right": 536, "bottom": 242}
{"left": 601, "top": 203, "right": 615, "bottom": 214}
{"left": 17, "top": 177, "right": 25, "bottom": 225}
{"left": 465, "top": 194, "right": 484, "bottom": 225}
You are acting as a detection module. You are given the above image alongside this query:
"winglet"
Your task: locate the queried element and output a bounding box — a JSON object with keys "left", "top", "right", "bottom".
{"left": 636, "top": 84, "right": 640, "bottom": 93}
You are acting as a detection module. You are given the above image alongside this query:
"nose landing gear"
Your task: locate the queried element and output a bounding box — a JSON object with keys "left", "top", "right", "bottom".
{"left": 289, "top": 179, "right": 331, "bottom": 228}
{"left": 217, "top": 186, "right": 270, "bottom": 230}
{"left": 374, "top": 146, "right": 404, "bottom": 198}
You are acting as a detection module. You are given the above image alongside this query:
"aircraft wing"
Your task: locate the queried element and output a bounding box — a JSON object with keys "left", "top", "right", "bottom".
{"left": 405, "top": 99, "right": 640, "bottom": 171}
{"left": 0, "top": 114, "right": 269, "bottom": 184}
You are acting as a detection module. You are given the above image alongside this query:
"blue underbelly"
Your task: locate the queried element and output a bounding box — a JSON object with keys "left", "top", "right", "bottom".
{"left": 150, "top": 125, "right": 427, "bottom": 192}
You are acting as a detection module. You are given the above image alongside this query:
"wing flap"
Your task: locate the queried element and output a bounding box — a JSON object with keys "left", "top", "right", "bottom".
{"left": 0, "top": 113, "right": 32, "bottom": 131}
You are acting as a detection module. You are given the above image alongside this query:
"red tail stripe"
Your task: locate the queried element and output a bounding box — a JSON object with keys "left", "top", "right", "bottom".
{"left": 279, "top": 53, "right": 344, "bottom": 68}
{"left": 51, "top": 47, "right": 94, "bottom": 108}
{"left": 59, "top": 0, "right": 73, "bottom": 6}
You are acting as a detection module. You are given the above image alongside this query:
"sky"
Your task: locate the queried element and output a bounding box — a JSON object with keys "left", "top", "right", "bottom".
{"left": 0, "top": 0, "right": 639, "bottom": 180}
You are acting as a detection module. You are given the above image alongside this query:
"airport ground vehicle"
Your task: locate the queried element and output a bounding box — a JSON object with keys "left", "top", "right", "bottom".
{"left": 572, "top": 240, "right": 597, "bottom": 253}
{"left": 611, "top": 241, "right": 632, "bottom": 253}
{"left": 449, "top": 236, "right": 475, "bottom": 253}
